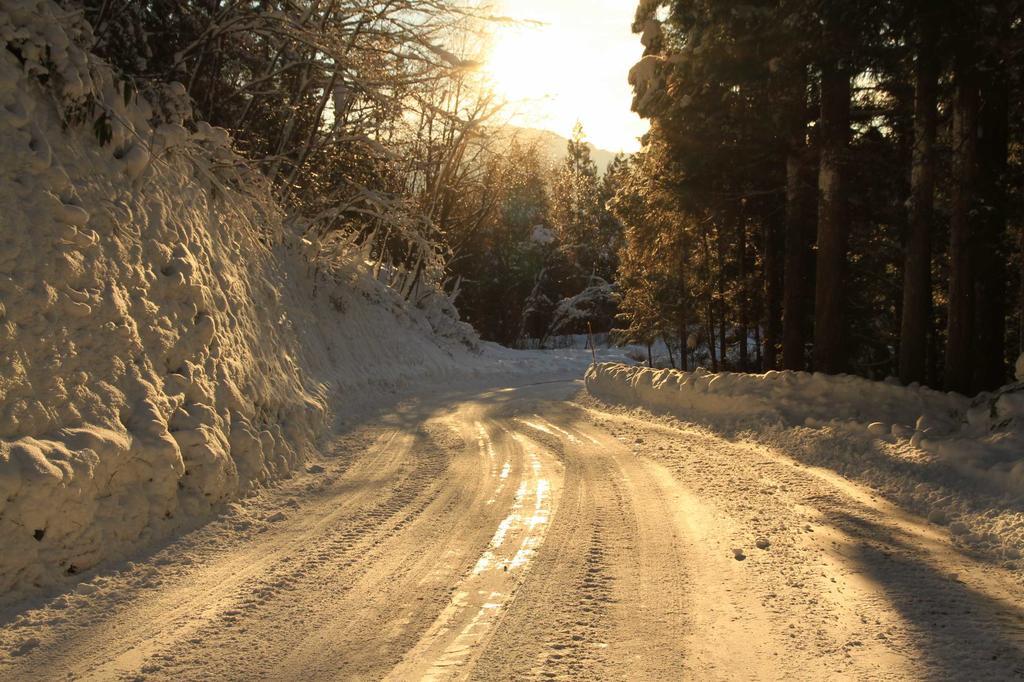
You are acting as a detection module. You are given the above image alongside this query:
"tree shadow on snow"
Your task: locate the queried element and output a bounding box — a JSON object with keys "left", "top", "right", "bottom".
{"left": 825, "top": 508, "right": 1024, "bottom": 680}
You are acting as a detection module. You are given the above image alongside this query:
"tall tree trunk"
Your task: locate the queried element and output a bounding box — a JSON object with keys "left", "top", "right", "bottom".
{"left": 944, "top": 62, "right": 980, "bottom": 394}
{"left": 737, "top": 218, "right": 749, "bottom": 371}
{"left": 701, "top": 228, "right": 719, "bottom": 371}
{"left": 782, "top": 68, "right": 811, "bottom": 371}
{"left": 716, "top": 226, "right": 728, "bottom": 369}
{"left": 971, "top": 68, "right": 1010, "bottom": 392}
{"left": 677, "top": 229, "right": 689, "bottom": 371}
{"left": 812, "top": 59, "right": 851, "bottom": 374}
{"left": 928, "top": 319, "right": 940, "bottom": 388}
{"left": 706, "top": 301, "right": 719, "bottom": 372}
{"left": 899, "top": 19, "right": 938, "bottom": 385}
{"left": 677, "top": 309, "right": 689, "bottom": 371}
{"left": 764, "top": 201, "right": 784, "bottom": 371}
{"left": 719, "top": 311, "right": 728, "bottom": 371}
{"left": 1019, "top": 230, "right": 1024, "bottom": 366}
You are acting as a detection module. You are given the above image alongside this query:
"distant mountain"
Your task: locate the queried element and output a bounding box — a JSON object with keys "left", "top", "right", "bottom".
{"left": 496, "top": 126, "right": 622, "bottom": 173}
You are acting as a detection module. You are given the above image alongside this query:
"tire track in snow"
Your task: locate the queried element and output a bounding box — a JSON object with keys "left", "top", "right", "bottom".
{"left": 385, "top": 429, "right": 563, "bottom": 681}
{"left": 259, "top": 411, "right": 534, "bottom": 680}
{"left": 135, "top": 424, "right": 457, "bottom": 680}
{"left": 582, "top": 396, "right": 1024, "bottom": 680}
{"left": 0, "top": 426, "right": 404, "bottom": 678}
{"left": 473, "top": 401, "right": 690, "bottom": 681}
{"left": 11, "top": 380, "right": 1017, "bottom": 680}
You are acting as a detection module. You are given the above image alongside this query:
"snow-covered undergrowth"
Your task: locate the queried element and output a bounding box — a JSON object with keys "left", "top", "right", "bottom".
{"left": 0, "top": 2, "right": 586, "bottom": 601}
{"left": 586, "top": 363, "right": 1024, "bottom": 569}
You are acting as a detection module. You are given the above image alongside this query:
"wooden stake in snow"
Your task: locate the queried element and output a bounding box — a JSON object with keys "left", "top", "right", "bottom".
{"left": 587, "top": 322, "right": 598, "bottom": 367}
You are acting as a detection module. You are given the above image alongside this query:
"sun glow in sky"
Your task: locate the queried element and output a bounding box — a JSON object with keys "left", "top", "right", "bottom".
{"left": 482, "top": 1, "right": 649, "bottom": 153}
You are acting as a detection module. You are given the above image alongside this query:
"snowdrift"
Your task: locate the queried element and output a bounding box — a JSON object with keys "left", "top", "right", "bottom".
{"left": 0, "top": 2, "right": 332, "bottom": 595}
{"left": 586, "top": 363, "right": 1024, "bottom": 498}
{"left": 0, "top": 2, "right": 588, "bottom": 600}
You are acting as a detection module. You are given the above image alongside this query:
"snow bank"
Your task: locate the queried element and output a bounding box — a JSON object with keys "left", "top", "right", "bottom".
{"left": 276, "top": 258, "right": 593, "bottom": 397}
{"left": 0, "top": 1, "right": 333, "bottom": 595}
{"left": 586, "top": 363, "right": 1024, "bottom": 498}
{"left": 0, "top": 2, "right": 589, "bottom": 600}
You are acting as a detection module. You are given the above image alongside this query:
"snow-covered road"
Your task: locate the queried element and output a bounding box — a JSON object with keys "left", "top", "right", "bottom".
{"left": 2, "top": 379, "right": 1023, "bottom": 680}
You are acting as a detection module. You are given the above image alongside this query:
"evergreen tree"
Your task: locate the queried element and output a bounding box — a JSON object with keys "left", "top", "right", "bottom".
{"left": 618, "top": 0, "right": 1023, "bottom": 390}
{"left": 549, "top": 123, "right": 604, "bottom": 280}
{"left": 447, "top": 140, "right": 557, "bottom": 346}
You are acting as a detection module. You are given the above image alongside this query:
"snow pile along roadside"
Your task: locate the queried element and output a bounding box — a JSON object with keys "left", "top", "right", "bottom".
{"left": 273, "top": 255, "right": 591, "bottom": 398}
{"left": 585, "top": 362, "right": 1024, "bottom": 498}
{"left": 0, "top": 1, "right": 333, "bottom": 596}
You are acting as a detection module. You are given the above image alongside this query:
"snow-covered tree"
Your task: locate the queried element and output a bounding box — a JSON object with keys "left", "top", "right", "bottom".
{"left": 76, "top": 0, "right": 494, "bottom": 301}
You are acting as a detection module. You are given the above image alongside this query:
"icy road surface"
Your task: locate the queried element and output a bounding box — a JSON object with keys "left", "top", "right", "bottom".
{"left": 2, "top": 380, "right": 1023, "bottom": 680}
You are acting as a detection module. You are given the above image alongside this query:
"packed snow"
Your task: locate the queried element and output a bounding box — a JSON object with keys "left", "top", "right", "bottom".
{"left": 3, "top": 379, "right": 1023, "bottom": 680}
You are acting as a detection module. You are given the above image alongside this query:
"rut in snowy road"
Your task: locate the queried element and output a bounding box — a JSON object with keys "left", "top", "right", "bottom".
{"left": 1, "top": 380, "right": 1022, "bottom": 680}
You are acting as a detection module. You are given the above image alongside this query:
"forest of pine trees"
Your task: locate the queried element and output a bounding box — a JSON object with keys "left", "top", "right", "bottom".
{"left": 614, "top": 0, "right": 1023, "bottom": 394}
{"left": 77, "top": 1, "right": 627, "bottom": 351}
{"left": 71, "top": 0, "right": 1022, "bottom": 395}
{"left": 447, "top": 125, "right": 626, "bottom": 347}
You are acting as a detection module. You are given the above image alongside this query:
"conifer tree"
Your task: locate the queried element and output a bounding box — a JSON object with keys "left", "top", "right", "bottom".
{"left": 549, "top": 123, "right": 604, "bottom": 278}
{"left": 619, "top": 0, "right": 1022, "bottom": 389}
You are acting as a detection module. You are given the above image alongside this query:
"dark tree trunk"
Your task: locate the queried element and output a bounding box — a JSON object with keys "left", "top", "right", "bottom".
{"left": 944, "top": 62, "right": 980, "bottom": 394}
{"left": 971, "top": 69, "right": 1010, "bottom": 392}
{"left": 677, "top": 315, "right": 689, "bottom": 371}
{"left": 763, "top": 201, "right": 784, "bottom": 371}
{"left": 716, "top": 225, "right": 728, "bottom": 369}
{"left": 677, "top": 231, "right": 689, "bottom": 371}
{"left": 1019, "top": 230, "right": 1024, "bottom": 368}
{"left": 737, "top": 219, "right": 749, "bottom": 371}
{"left": 701, "top": 228, "right": 719, "bottom": 372}
{"left": 706, "top": 300, "right": 719, "bottom": 371}
{"left": 719, "top": 308, "right": 728, "bottom": 371}
{"left": 928, "top": 305, "right": 941, "bottom": 387}
{"left": 812, "top": 58, "right": 851, "bottom": 374}
{"left": 665, "top": 336, "right": 677, "bottom": 369}
{"left": 782, "top": 68, "right": 812, "bottom": 371}
{"left": 899, "top": 20, "right": 938, "bottom": 385}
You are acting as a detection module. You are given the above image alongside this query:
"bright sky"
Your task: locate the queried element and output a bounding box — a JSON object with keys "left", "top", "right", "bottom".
{"left": 482, "top": 0, "right": 649, "bottom": 153}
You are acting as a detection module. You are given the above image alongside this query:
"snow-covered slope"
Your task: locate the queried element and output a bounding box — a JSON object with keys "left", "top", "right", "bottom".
{"left": 0, "top": 2, "right": 330, "bottom": 595}
{"left": 0, "top": 2, "right": 588, "bottom": 601}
